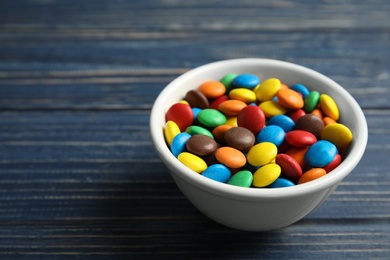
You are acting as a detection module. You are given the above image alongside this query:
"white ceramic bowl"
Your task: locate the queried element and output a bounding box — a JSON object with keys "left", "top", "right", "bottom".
{"left": 150, "top": 58, "right": 368, "bottom": 231}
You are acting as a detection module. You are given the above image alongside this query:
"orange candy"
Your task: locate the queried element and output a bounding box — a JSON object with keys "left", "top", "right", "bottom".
{"left": 218, "top": 100, "right": 247, "bottom": 116}
{"left": 276, "top": 88, "right": 304, "bottom": 110}
{"left": 323, "top": 116, "right": 337, "bottom": 125}
{"left": 311, "top": 108, "right": 323, "bottom": 119}
{"left": 215, "top": 147, "right": 247, "bottom": 168}
{"left": 298, "top": 168, "right": 326, "bottom": 184}
{"left": 212, "top": 124, "right": 234, "bottom": 143}
{"left": 285, "top": 147, "right": 309, "bottom": 169}
{"left": 198, "top": 80, "right": 226, "bottom": 99}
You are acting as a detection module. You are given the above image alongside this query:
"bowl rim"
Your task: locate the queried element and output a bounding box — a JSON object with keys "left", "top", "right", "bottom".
{"left": 150, "top": 58, "right": 368, "bottom": 200}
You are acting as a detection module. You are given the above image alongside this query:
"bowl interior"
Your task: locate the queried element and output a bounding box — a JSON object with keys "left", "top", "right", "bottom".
{"left": 150, "top": 58, "right": 368, "bottom": 200}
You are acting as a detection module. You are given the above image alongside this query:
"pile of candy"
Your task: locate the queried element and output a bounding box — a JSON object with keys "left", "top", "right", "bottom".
{"left": 164, "top": 73, "right": 353, "bottom": 188}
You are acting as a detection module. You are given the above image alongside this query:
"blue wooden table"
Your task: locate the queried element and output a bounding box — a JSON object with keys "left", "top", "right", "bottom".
{"left": 0, "top": 0, "right": 389, "bottom": 258}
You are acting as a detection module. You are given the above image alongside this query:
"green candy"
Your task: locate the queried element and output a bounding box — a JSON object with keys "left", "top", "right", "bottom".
{"left": 303, "top": 91, "right": 320, "bottom": 113}
{"left": 197, "top": 109, "right": 226, "bottom": 128}
{"left": 220, "top": 73, "right": 237, "bottom": 93}
{"left": 227, "top": 170, "right": 253, "bottom": 188}
{"left": 186, "top": 125, "right": 214, "bottom": 139}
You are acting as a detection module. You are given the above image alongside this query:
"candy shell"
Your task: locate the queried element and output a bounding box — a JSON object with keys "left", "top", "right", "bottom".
{"left": 276, "top": 87, "right": 304, "bottom": 109}
{"left": 198, "top": 80, "right": 226, "bottom": 99}
{"left": 215, "top": 147, "right": 247, "bottom": 168}
{"left": 290, "top": 83, "right": 310, "bottom": 98}
{"left": 218, "top": 100, "right": 247, "bottom": 116}
{"left": 321, "top": 123, "right": 353, "bottom": 149}
{"left": 186, "top": 125, "right": 214, "bottom": 139}
{"left": 178, "top": 152, "right": 207, "bottom": 173}
{"left": 303, "top": 91, "right": 320, "bottom": 113}
{"left": 247, "top": 142, "right": 278, "bottom": 167}
{"left": 224, "top": 127, "right": 255, "bottom": 153}
{"left": 171, "top": 132, "right": 191, "bottom": 157}
{"left": 275, "top": 153, "right": 303, "bottom": 181}
{"left": 220, "top": 73, "right": 237, "bottom": 92}
{"left": 186, "top": 135, "right": 218, "bottom": 156}
{"left": 259, "top": 100, "right": 287, "bottom": 118}
{"left": 232, "top": 74, "right": 260, "bottom": 89}
{"left": 269, "top": 178, "right": 296, "bottom": 188}
{"left": 229, "top": 88, "right": 257, "bottom": 103}
{"left": 256, "top": 125, "right": 285, "bottom": 147}
{"left": 304, "top": 140, "right": 337, "bottom": 168}
{"left": 202, "top": 164, "right": 231, "bottom": 183}
{"left": 320, "top": 94, "right": 339, "bottom": 121}
{"left": 164, "top": 120, "right": 181, "bottom": 146}
{"left": 285, "top": 130, "right": 317, "bottom": 147}
{"left": 298, "top": 168, "right": 327, "bottom": 184}
{"left": 227, "top": 170, "right": 253, "bottom": 188}
{"left": 185, "top": 89, "right": 209, "bottom": 109}
{"left": 253, "top": 164, "right": 281, "bottom": 187}
{"left": 255, "top": 78, "right": 281, "bottom": 101}
{"left": 237, "top": 105, "right": 266, "bottom": 135}
{"left": 295, "top": 114, "right": 325, "bottom": 139}
{"left": 267, "top": 114, "right": 295, "bottom": 133}
{"left": 197, "top": 109, "right": 226, "bottom": 128}
{"left": 166, "top": 103, "right": 194, "bottom": 132}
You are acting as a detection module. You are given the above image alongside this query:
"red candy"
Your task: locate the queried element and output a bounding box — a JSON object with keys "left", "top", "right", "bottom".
{"left": 323, "top": 153, "right": 342, "bottom": 172}
{"left": 287, "top": 109, "right": 306, "bottom": 122}
{"left": 209, "top": 95, "right": 229, "bottom": 110}
{"left": 275, "top": 153, "right": 303, "bottom": 181}
{"left": 237, "top": 105, "right": 265, "bottom": 135}
{"left": 285, "top": 130, "right": 317, "bottom": 147}
{"left": 165, "top": 103, "right": 194, "bottom": 132}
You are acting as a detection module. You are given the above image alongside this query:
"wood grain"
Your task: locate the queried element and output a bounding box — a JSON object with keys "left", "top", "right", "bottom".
{"left": 0, "top": 0, "right": 389, "bottom": 259}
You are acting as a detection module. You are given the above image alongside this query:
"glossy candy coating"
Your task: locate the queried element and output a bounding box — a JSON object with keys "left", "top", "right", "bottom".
{"left": 323, "top": 153, "right": 342, "bottom": 173}
{"left": 164, "top": 120, "right": 181, "bottom": 146}
{"left": 298, "top": 168, "right": 327, "bottom": 184}
{"left": 276, "top": 87, "right": 304, "bottom": 109}
{"left": 229, "top": 88, "right": 257, "bottom": 103}
{"left": 275, "top": 153, "right": 303, "bottom": 181}
{"left": 197, "top": 109, "right": 226, "bottom": 128}
{"left": 320, "top": 94, "right": 339, "bottom": 121}
{"left": 247, "top": 142, "right": 278, "bottom": 167}
{"left": 269, "top": 178, "right": 296, "bottom": 188}
{"left": 295, "top": 114, "right": 325, "bottom": 139}
{"left": 215, "top": 147, "right": 247, "bottom": 168}
{"left": 304, "top": 140, "right": 337, "bottom": 168}
{"left": 220, "top": 73, "right": 237, "bottom": 92}
{"left": 303, "top": 91, "right": 320, "bottom": 113}
{"left": 285, "top": 130, "right": 317, "bottom": 147}
{"left": 186, "top": 134, "right": 218, "bottom": 156}
{"left": 253, "top": 164, "right": 281, "bottom": 187}
{"left": 218, "top": 100, "right": 247, "bottom": 116}
{"left": 321, "top": 123, "right": 353, "bottom": 149}
{"left": 255, "top": 78, "right": 281, "bottom": 101}
{"left": 178, "top": 152, "right": 208, "bottom": 173}
{"left": 166, "top": 103, "right": 194, "bottom": 132}
{"left": 256, "top": 125, "right": 285, "bottom": 147}
{"left": 227, "top": 170, "right": 253, "bottom": 188}
{"left": 291, "top": 83, "right": 310, "bottom": 98}
{"left": 267, "top": 114, "right": 295, "bottom": 133}
{"left": 198, "top": 80, "right": 226, "bottom": 99}
{"left": 232, "top": 74, "right": 260, "bottom": 89}
{"left": 224, "top": 127, "right": 255, "bottom": 153}
{"left": 185, "top": 125, "right": 214, "bottom": 139}
{"left": 209, "top": 95, "right": 229, "bottom": 110}
{"left": 212, "top": 124, "right": 233, "bottom": 144}
{"left": 185, "top": 89, "right": 209, "bottom": 109}
{"left": 237, "top": 105, "right": 265, "bottom": 135}
{"left": 202, "top": 164, "right": 231, "bottom": 183}
{"left": 171, "top": 132, "right": 191, "bottom": 157}
{"left": 259, "top": 100, "right": 287, "bottom": 118}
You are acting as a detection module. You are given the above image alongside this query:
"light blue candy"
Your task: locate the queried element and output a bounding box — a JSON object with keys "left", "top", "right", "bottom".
{"left": 192, "top": 107, "right": 202, "bottom": 125}
{"left": 304, "top": 140, "right": 337, "bottom": 167}
{"left": 202, "top": 164, "right": 231, "bottom": 183}
{"left": 232, "top": 74, "right": 260, "bottom": 89}
{"left": 291, "top": 83, "right": 310, "bottom": 98}
{"left": 256, "top": 125, "right": 285, "bottom": 147}
{"left": 171, "top": 132, "right": 191, "bottom": 157}
{"left": 267, "top": 115, "right": 295, "bottom": 133}
{"left": 269, "top": 178, "right": 295, "bottom": 188}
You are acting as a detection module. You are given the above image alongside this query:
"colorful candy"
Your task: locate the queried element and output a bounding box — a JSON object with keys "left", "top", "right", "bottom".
{"left": 163, "top": 72, "right": 353, "bottom": 188}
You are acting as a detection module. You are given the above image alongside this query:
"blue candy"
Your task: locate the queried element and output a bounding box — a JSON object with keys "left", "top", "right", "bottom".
{"left": 291, "top": 83, "right": 310, "bottom": 99}
{"left": 232, "top": 74, "right": 260, "bottom": 89}
{"left": 171, "top": 132, "right": 191, "bottom": 157}
{"left": 256, "top": 125, "right": 285, "bottom": 147}
{"left": 267, "top": 114, "right": 295, "bottom": 133}
{"left": 304, "top": 140, "right": 338, "bottom": 167}
{"left": 269, "top": 178, "right": 295, "bottom": 188}
{"left": 202, "top": 164, "right": 231, "bottom": 183}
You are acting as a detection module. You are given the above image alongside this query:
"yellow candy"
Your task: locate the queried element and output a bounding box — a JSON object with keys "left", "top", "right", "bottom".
{"left": 320, "top": 94, "right": 339, "bottom": 121}
{"left": 225, "top": 116, "right": 238, "bottom": 126}
{"left": 179, "top": 100, "right": 190, "bottom": 105}
{"left": 321, "top": 123, "right": 353, "bottom": 149}
{"left": 255, "top": 78, "right": 281, "bottom": 102}
{"left": 178, "top": 152, "right": 207, "bottom": 173}
{"left": 247, "top": 142, "right": 278, "bottom": 167}
{"left": 229, "top": 88, "right": 257, "bottom": 104}
{"left": 164, "top": 120, "right": 180, "bottom": 146}
{"left": 259, "top": 100, "right": 287, "bottom": 118}
{"left": 253, "top": 163, "right": 281, "bottom": 187}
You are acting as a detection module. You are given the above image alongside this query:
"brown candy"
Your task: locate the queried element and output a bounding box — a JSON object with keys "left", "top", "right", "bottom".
{"left": 295, "top": 114, "right": 324, "bottom": 139}
{"left": 224, "top": 127, "right": 255, "bottom": 153}
{"left": 184, "top": 89, "right": 209, "bottom": 109}
{"left": 186, "top": 134, "right": 217, "bottom": 156}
